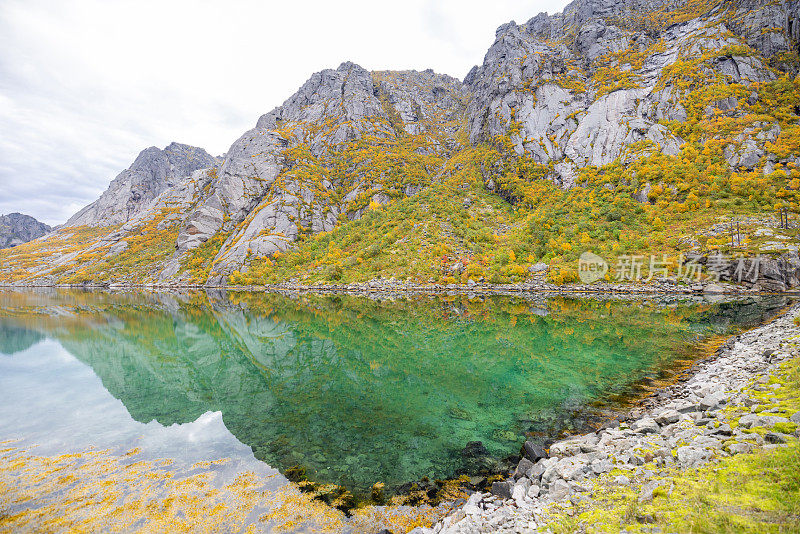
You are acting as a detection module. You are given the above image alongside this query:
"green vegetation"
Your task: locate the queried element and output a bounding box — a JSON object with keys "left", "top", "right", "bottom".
{"left": 0, "top": 225, "right": 114, "bottom": 284}
{"left": 59, "top": 206, "right": 183, "bottom": 285}
{"left": 548, "top": 347, "right": 800, "bottom": 533}
{"left": 550, "top": 442, "right": 800, "bottom": 533}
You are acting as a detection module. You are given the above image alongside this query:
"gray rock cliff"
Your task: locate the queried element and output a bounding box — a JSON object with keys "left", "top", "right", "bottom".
{"left": 463, "top": 0, "right": 792, "bottom": 188}
{"left": 65, "top": 142, "right": 218, "bottom": 227}
{"left": 0, "top": 213, "right": 51, "bottom": 249}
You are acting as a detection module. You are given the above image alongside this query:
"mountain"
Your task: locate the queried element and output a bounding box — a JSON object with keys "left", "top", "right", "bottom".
{"left": 463, "top": 0, "right": 795, "bottom": 187}
{"left": 1, "top": 0, "right": 800, "bottom": 288}
{"left": 66, "top": 142, "right": 219, "bottom": 227}
{"left": 0, "top": 213, "right": 51, "bottom": 249}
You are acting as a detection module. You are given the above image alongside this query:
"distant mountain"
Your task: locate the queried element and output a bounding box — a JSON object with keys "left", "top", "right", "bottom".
{"left": 65, "top": 142, "right": 219, "bottom": 227}
{"left": 0, "top": 213, "right": 51, "bottom": 249}
{"left": 2, "top": 0, "right": 800, "bottom": 289}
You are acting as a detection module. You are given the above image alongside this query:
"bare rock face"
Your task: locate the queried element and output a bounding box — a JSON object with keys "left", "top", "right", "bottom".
{"left": 65, "top": 142, "right": 218, "bottom": 227}
{"left": 372, "top": 69, "right": 466, "bottom": 139}
{"left": 174, "top": 130, "right": 289, "bottom": 257}
{"left": 725, "top": 0, "right": 799, "bottom": 61}
{"left": 171, "top": 63, "right": 467, "bottom": 283}
{"left": 0, "top": 213, "right": 51, "bottom": 248}
{"left": 463, "top": 0, "right": 788, "bottom": 189}
{"left": 256, "top": 62, "right": 388, "bottom": 154}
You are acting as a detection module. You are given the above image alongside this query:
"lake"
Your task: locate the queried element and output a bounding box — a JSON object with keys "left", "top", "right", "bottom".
{"left": 0, "top": 289, "right": 788, "bottom": 529}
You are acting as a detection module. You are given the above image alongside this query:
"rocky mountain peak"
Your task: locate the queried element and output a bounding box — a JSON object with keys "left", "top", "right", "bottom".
{"left": 0, "top": 212, "right": 51, "bottom": 249}
{"left": 255, "top": 61, "right": 385, "bottom": 150}
{"left": 65, "top": 142, "right": 217, "bottom": 227}
{"left": 463, "top": 0, "right": 796, "bottom": 188}
{"left": 167, "top": 64, "right": 469, "bottom": 283}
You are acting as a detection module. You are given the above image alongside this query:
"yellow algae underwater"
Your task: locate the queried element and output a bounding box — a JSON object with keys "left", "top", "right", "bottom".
{"left": 0, "top": 441, "right": 449, "bottom": 533}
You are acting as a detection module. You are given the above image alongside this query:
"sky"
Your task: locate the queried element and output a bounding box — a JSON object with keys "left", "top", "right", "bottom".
{"left": 0, "top": 0, "right": 571, "bottom": 226}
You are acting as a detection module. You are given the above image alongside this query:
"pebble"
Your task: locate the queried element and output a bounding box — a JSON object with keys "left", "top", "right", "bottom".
{"left": 654, "top": 409, "right": 680, "bottom": 425}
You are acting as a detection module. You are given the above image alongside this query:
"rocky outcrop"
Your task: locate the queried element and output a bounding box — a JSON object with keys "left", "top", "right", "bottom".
{"left": 256, "top": 62, "right": 390, "bottom": 153}
{"left": 169, "top": 63, "right": 467, "bottom": 282}
{"left": 463, "top": 0, "right": 788, "bottom": 189}
{"left": 725, "top": 0, "right": 800, "bottom": 62}
{"left": 65, "top": 142, "right": 218, "bottom": 227}
{"left": 0, "top": 213, "right": 51, "bottom": 248}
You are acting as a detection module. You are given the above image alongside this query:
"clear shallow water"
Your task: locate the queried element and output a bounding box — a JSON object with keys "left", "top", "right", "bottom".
{"left": 0, "top": 289, "right": 788, "bottom": 497}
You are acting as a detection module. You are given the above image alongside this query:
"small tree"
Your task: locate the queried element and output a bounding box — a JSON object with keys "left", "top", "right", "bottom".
{"left": 775, "top": 173, "right": 800, "bottom": 229}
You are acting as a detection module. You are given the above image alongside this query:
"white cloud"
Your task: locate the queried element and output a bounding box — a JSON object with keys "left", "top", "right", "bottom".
{"left": 0, "top": 0, "right": 570, "bottom": 226}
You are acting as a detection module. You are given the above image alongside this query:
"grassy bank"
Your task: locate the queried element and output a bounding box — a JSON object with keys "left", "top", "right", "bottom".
{"left": 548, "top": 352, "right": 800, "bottom": 533}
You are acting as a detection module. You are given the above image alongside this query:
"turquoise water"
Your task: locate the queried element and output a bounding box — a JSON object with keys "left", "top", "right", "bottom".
{"left": 0, "top": 290, "right": 787, "bottom": 497}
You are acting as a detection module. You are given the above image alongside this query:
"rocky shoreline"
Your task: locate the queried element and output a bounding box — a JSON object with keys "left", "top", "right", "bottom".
{"left": 407, "top": 304, "right": 800, "bottom": 534}
{"left": 259, "top": 278, "right": 793, "bottom": 296}
{"left": 6, "top": 249, "right": 800, "bottom": 296}
{"left": 3, "top": 278, "right": 800, "bottom": 297}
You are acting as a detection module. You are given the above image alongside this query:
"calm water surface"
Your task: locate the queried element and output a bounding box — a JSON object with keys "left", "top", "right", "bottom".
{"left": 0, "top": 289, "right": 788, "bottom": 497}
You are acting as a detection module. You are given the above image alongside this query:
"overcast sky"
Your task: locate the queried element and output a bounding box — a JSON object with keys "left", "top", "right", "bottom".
{"left": 0, "top": 0, "right": 570, "bottom": 226}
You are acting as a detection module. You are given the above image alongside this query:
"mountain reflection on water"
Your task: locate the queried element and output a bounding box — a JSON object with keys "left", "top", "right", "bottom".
{"left": 0, "top": 289, "right": 788, "bottom": 496}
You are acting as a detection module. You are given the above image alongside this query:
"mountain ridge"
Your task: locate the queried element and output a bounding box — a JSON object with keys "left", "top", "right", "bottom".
{"left": 2, "top": 0, "right": 800, "bottom": 288}
{"left": 65, "top": 142, "right": 219, "bottom": 227}
{"left": 0, "top": 213, "right": 51, "bottom": 249}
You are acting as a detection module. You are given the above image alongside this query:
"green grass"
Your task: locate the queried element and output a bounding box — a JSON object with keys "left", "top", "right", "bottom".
{"left": 549, "top": 346, "right": 800, "bottom": 533}
{"left": 550, "top": 442, "right": 800, "bottom": 533}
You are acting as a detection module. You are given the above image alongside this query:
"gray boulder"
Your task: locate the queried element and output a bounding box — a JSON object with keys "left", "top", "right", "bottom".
{"left": 675, "top": 446, "right": 710, "bottom": 467}
{"left": 699, "top": 391, "right": 728, "bottom": 410}
{"left": 653, "top": 409, "right": 680, "bottom": 425}
{"left": 632, "top": 417, "right": 660, "bottom": 434}
{"left": 548, "top": 478, "right": 572, "bottom": 501}
{"left": 738, "top": 414, "right": 789, "bottom": 429}
{"left": 513, "top": 457, "right": 535, "bottom": 480}
{"left": 491, "top": 480, "right": 513, "bottom": 499}
{"left": 638, "top": 480, "right": 665, "bottom": 503}
{"left": 529, "top": 262, "right": 549, "bottom": 273}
